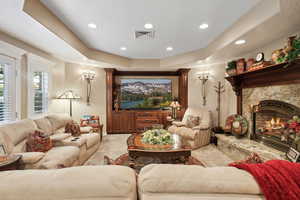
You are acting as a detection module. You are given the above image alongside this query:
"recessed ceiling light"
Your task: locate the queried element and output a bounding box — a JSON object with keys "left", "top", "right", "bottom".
{"left": 88, "top": 23, "right": 97, "bottom": 29}
{"left": 235, "top": 40, "right": 246, "bottom": 45}
{"left": 166, "top": 46, "right": 173, "bottom": 51}
{"left": 144, "top": 23, "right": 153, "bottom": 29}
{"left": 199, "top": 23, "right": 209, "bottom": 29}
{"left": 120, "top": 46, "right": 127, "bottom": 51}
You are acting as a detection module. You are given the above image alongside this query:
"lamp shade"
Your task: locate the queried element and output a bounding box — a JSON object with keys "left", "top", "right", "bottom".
{"left": 56, "top": 90, "right": 80, "bottom": 99}
{"left": 170, "top": 101, "right": 180, "bottom": 108}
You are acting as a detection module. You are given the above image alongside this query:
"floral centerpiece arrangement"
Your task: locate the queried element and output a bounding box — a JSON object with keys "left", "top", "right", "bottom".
{"left": 142, "top": 129, "right": 174, "bottom": 145}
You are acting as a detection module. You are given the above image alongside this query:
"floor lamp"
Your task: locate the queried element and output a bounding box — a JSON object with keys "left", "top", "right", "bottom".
{"left": 56, "top": 90, "right": 80, "bottom": 117}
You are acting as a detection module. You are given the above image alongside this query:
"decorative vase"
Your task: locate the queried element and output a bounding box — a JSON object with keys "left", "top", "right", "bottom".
{"left": 237, "top": 59, "right": 246, "bottom": 74}
{"left": 246, "top": 58, "right": 255, "bottom": 71}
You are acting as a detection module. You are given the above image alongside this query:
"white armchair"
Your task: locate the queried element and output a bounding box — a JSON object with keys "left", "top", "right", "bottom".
{"left": 168, "top": 108, "right": 212, "bottom": 149}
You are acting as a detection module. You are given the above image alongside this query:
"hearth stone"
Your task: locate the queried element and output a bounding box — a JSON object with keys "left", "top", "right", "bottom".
{"left": 216, "top": 135, "right": 286, "bottom": 161}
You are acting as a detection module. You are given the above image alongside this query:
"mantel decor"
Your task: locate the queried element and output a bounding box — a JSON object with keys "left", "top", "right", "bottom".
{"left": 226, "top": 59, "right": 300, "bottom": 114}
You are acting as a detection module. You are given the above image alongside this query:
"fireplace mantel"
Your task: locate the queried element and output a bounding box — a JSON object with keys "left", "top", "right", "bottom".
{"left": 226, "top": 59, "right": 300, "bottom": 114}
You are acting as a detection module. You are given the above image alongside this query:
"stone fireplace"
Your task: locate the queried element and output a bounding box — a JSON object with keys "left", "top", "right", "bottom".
{"left": 243, "top": 83, "right": 300, "bottom": 152}
{"left": 252, "top": 100, "right": 300, "bottom": 152}
{"left": 224, "top": 61, "right": 300, "bottom": 160}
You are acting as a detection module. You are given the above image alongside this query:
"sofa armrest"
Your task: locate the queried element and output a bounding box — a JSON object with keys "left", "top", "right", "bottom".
{"left": 172, "top": 121, "right": 186, "bottom": 127}
{"left": 15, "top": 152, "right": 45, "bottom": 164}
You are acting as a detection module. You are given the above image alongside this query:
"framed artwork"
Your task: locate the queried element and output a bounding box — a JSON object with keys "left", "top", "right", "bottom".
{"left": 0, "top": 144, "right": 7, "bottom": 156}
{"left": 286, "top": 147, "right": 300, "bottom": 162}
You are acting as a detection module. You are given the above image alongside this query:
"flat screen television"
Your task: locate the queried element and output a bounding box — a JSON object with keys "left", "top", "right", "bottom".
{"left": 120, "top": 78, "right": 172, "bottom": 110}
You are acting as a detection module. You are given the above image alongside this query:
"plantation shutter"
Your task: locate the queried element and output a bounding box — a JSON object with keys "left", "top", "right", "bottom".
{"left": 32, "top": 71, "right": 48, "bottom": 114}
{"left": 0, "top": 55, "right": 16, "bottom": 123}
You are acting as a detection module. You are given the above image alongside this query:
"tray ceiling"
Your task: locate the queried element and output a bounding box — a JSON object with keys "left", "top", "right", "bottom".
{"left": 41, "top": 0, "right": 261, "bottom": 59}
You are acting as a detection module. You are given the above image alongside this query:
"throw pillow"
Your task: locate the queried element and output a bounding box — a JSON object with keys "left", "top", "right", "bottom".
{"left": 65, "top": 122, "right": 81, "bottom": 137}
{"left": 228, "top": 153, "right": 264, "bottom": 166}
{"left": 26, "top": 130, "right": 53, "bottom": 153}
{"left": 186, "top": 115, "right": 201, "bottom": 128}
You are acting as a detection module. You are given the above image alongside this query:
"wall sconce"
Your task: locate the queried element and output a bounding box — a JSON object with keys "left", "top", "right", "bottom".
{"left": 82, "top": 70, "right": 96, "bottom": 105}
{"left": 197, "top": 72, "right": 210, "bottom": 106}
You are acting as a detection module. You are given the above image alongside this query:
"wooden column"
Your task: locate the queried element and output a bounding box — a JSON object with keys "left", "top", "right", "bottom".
{"left": 178, "top": 69, "right": 190, "bottom": 110}
{"left": 104, "top": 68, "right": 114, "bottom": 134}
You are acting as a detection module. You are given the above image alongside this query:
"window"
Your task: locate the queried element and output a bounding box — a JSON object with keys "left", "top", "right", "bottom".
{"left": 0, "top": 55, "right": 16, "bottom": 123}
{"left": 32, "top": 71, "right": 49, "bottom": 115}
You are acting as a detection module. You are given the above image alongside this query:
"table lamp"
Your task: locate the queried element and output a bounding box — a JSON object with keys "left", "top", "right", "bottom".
{"left": 170, "top": 101, "right": 181, "bottom": 119}
{"left": 56, "top": 90, "right": 80, "bottom": 117}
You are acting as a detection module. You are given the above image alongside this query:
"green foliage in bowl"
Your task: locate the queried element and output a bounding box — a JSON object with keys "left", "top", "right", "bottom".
{"left": 142, "top": 129, "right": 174, "bottom": 145}
{"left": 226, "top": 60, "right": 237, "bottom": 70}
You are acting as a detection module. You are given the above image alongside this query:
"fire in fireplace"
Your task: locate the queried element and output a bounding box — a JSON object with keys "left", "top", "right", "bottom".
{"left": 252, "top": 100, "right": 300, "bottom": 152}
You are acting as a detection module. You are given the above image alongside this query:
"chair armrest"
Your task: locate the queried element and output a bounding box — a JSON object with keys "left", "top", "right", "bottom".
{"left": 192, "top": 123, "right": 210, "bottom": 130}
{"left": 15, "top": 152, "right": 45, "bottom": 164}
{"left": 172, "top": 121, "right": 186, "bottom": 127}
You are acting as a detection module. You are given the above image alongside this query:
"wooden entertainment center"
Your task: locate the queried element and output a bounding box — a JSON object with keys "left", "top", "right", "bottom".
{"left": 105, "top": 69, "right": 190, "bottom": 134}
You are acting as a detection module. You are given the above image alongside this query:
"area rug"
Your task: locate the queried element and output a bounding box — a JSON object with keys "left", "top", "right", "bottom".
{"left": 104, "top": 153, "right": 204, "bottom": 173}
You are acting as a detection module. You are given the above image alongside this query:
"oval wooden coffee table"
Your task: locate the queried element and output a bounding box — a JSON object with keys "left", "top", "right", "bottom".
{"left": 127, "top": 133, "right": 191, "bottom": 164}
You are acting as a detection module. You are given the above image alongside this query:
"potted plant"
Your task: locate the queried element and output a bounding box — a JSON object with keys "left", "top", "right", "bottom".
{"left": 226, "top": 60, "right": 237, "bottom": 76}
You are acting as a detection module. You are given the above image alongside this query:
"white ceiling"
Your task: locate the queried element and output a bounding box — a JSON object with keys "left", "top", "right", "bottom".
{"left": 41, "top": 0, "right": 261, "bottom": 59}
{"left": 0, "top": 0, "right": 92, "bottom": 63}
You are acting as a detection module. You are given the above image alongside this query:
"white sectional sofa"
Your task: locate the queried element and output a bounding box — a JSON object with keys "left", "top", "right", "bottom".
{"left": 0, "top": 114, "right": 101, "bottom": 169}
{"left": 0, "top": 164, "right": 264, "bottom": 200}
{"left": 0, "top": 165, "right": 137, "bottom": 200}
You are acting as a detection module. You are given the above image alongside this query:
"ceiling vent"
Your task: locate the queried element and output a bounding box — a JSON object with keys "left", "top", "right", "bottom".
{"left": 134, "top": 30, "right": 155, "bottom": 40}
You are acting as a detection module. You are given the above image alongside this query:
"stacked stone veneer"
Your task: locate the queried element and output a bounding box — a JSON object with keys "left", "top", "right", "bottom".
{"left": 242, "top": 83, "right": 300, "bottom": 137}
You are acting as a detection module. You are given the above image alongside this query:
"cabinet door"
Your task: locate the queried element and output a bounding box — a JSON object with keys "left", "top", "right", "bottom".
{"left": 112, "top": 113, "right": 122, "bottom": 132}
{"left": 120, "top": 112, "right": 135, "bottom": 133}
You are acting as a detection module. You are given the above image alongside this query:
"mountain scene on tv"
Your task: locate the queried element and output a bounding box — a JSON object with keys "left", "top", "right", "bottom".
{"left": 120, "top": 79, "right": 172, "bottom": 109}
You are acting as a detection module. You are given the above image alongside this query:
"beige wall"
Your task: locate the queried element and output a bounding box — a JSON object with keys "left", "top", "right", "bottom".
{"left": 49, "top": 63, "right": 107, "bottom": 133}
{"left": 188, "top": 64, "right": 236, "bottom": 127}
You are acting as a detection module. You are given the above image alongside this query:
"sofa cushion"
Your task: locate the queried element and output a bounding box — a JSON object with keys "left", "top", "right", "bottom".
{"left": 65, "top": 122, "right": 81, "bottom": 136}
{"left": 50, "top": 133, "right": 71, "bottom": 142}
{"left": 26, "top": 130, "right": 53, "bottom": 153}
{"left": 34, "top": 118, "right": 53, "bottom": 135}
{"left": 0, "top": 166, "right": 137, "bottom": 200}
{"left": 0, "top": 119, "right": 37, "bottom": 146}
{"left": 80, "top": 133, "right": 100, "bottom": 148}
{"left": 80, "top": 126, "right": 93, "bottom": 133}
{"left": 60, "top": 136, "right": 87, "bottom": 147}
{"left": 138, "top": 164, "right": 261, "bottom": 195}
{"left": 16, "top": 152, "right": 45, "bottom": 164}
{"left": 46, "top": 114, "right": 72, "bottom": 132}
{"left": 40, "top": 146, "right": 79, "bottom": 169}
{"left": 54, "top": 127, "right": 65, "bottom": 134}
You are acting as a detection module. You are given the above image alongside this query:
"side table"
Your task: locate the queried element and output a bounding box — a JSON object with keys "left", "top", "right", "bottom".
{"left": 0, "top": 155, "right": 22, "bottom": 171}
